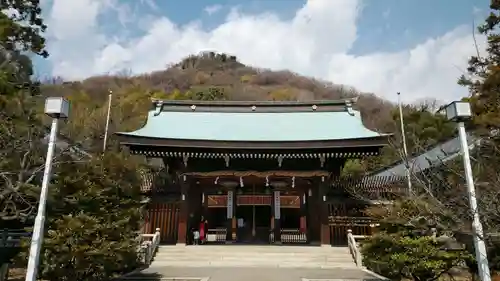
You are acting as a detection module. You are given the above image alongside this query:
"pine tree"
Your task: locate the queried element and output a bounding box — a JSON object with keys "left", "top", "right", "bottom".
{"left": 459, "top": 0, "right": 500, "bottom": 135}
{"left": 39, "top": 152, "right": 145, "bottom": 281}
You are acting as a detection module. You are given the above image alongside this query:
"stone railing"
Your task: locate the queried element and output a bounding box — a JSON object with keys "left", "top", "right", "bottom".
{"left": 139, "top": 228, "right": 161, "bottom": 265}
{"left": 347, "top": 229, "right": 368, "bottom": 267}
{"left": 269, "top": 229, "right": 307, "bottom": 243}
{"left": 206, "top": 228, "right": 227, "bottom": 243}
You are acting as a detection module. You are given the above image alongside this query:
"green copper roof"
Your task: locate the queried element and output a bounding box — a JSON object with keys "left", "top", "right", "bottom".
{"left": 117, "top": 100, "right": 384, "bottom": 142}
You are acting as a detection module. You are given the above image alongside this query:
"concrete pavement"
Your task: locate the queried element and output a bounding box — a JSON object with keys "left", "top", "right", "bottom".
{"left": 121, "top": 266, "right": 387, "bottom": 281}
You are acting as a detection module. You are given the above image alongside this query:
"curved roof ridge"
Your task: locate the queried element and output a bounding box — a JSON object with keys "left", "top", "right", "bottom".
{"left": 150, "top": 98, "right": 359, "bottom": 114}
{"left": 150, "top": 98, "right": 358, "bottom": 107}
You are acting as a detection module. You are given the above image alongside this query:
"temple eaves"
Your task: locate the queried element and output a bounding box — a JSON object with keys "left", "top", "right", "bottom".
{"left": 115, "top": 99, "right": 390, "bottom": 150}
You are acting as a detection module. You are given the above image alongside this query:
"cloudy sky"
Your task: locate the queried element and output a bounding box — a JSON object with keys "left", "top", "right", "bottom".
{"left": 35, "top": 0, "right": 488, "bottom": 103}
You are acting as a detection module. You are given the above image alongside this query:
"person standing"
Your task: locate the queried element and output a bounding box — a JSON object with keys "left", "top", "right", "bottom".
{"left": 199, "top": 216, "right": 208, "bottom": 244}
{"left": 192, "top": 228, "right": 200, "bottom": 245}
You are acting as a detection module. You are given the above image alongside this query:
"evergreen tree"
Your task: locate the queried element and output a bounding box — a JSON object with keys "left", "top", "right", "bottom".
{"left": 39, "top": 152, "right": 145, "bottom": 281}
{"left": 459, "top": 0, "right": 500, "bottom": 135}
{"left": 0, "top": 1, "right": 48, "bottom": 278}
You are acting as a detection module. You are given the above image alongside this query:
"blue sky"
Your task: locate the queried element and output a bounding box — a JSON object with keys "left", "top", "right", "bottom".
{"left": 354, "top": 0, "right": 487, "bottom": 53}
{"left": 139, "top": 0, "right": 487, "bottom": 53}
{"left": 37, "top": 0, "right": 489, "bottom": 102}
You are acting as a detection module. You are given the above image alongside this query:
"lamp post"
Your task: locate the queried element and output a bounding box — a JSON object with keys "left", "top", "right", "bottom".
{"left": 397, "top": 92, "right": 412, "bottom": 195}
{"left": 444, "top": 101, "right": 490, "bottom": 281}
{"left": 25, "top": 97, "right": 69, "bottom": 281}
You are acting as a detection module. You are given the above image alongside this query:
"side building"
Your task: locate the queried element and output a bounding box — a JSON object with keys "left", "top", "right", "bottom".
{"left": 116, "top": 100, "right": 392, "bottom": 246}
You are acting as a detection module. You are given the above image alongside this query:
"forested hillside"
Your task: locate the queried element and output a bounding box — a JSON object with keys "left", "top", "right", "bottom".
{"left": 38, "top": 52, "right": 455, "bottom": 172}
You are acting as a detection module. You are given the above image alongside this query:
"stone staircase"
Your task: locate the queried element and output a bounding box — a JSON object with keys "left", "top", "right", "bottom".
{"left": 150, "top": 245, "right": 358, "bottom": 269}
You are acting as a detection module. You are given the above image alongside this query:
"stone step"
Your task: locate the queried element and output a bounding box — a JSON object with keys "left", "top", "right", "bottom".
{"left": 155, "top": 251, "right": 353, "bottom": 256}
{"left": 153, "top": 256, "right": 353, "bottom": 262}
{"left": 157, "top": 249, "right": 350, "bottom": 256}
{"left": 158, "top": 245, "right": 346, "bottom": 250}
{"left": 155, "top": 252, "right": 352, "bottom": 257}
{"left": 157, "top": 250, "right": 352, "bottom": 256}
{"left": 150, "top": 260, "right": 358, "bottom": 268}
{"left": 156, "top": 253, "right": 351, "bottom": 260}
{"left": 152, "top": 245, "right": 356, "bottom": 269}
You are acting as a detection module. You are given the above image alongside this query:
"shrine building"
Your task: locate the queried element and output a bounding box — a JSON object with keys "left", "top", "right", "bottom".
{"left": 116, "top": 99, "right": 391, "bottom": 246}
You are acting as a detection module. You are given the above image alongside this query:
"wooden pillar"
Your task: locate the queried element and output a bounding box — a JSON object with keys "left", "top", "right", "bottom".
{"left": 319, "top": 179, "right": 330, "bottom": 246}
{"left": 177, "top": 178, "right": 189, "bottom": 245}
{"left": 226, "top": 189, "right": 234, "bottom": 243}
{"left": 231, "top": 190, "right": 237, "bottom": 242}
{"left": 306, "top": 187, "right": 317, "bottom": 243}
{"left": 300, "top": 192, "right": 307, "bottom": 240}
{"left": 273, "top": 190, "right": 281, "bottom": 244}
{"left": 201, "top": 191, "right": 208, "bottom": 220}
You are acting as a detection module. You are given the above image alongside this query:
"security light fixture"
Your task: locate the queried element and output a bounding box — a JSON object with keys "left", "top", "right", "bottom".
{"left": 44, "top": 97, "right": 69, "bottom": 119}
{"left": 444, "top": 101, "right": 472, "bottom": 122}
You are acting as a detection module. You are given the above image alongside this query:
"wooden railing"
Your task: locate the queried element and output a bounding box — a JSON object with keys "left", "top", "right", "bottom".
{"left": 139, "top": 228, "right": 161, "bottom": 265}
{"left": 269, "top": 229, "right": 307, "bottom": 243}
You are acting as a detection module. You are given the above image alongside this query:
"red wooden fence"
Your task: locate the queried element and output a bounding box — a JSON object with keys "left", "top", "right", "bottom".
{"left": 143, "top": 203, "right": 180, "bottom": 244}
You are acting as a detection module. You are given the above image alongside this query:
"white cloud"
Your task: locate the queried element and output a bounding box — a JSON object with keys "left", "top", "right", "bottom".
{"left": 382, "top": 8, "right": 391, "bottom": 19}
{"left": 204, "top": 4, "right": 222, "bottom": 16}
{"left": 42, "top": 0, "right": 486, "bottom": 103}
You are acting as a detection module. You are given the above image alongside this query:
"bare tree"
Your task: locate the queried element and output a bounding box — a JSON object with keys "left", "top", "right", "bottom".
{"left": 347, "top": 124, "right": 500, "bottom": 272}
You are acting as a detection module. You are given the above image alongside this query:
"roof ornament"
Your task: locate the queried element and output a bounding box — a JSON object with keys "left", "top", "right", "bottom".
{"left": 251, "top": 105, "right": 256, "bottom": 111}
{"left": 312, "top": 104, "right": 317, "bottom": 111}
{"left": 191, "top": 105, "right": 196, "bottom": 111}
{"left": 153, "top": 100, "right": 164, "bottom": 116}
{"left": 345, "top": 99, "right": 355, "bottom": 116}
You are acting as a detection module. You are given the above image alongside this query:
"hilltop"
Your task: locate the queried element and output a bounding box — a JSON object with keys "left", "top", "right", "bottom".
{"left": 41, "top": 53, "right": 394, "bottom": 136}
{"left": 38, "top": 52, "right": 453, "bottom": 171}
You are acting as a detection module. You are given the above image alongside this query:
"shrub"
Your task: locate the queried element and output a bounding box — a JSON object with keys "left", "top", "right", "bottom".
{"left": 362, "top": 232, "right": 473, "bottom": 281}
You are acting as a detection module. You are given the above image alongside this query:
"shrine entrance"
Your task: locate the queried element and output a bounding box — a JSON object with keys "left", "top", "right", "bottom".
{"left": 235, "top": 195, "right": 272, "bottom": 244}
{"left": 203, "top": 182, "right": 306, "bottom": 245}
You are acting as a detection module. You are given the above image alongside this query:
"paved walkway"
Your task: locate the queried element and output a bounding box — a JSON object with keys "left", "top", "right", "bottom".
{"left": 122, "top": 266, "right": 386, "bottom": 281}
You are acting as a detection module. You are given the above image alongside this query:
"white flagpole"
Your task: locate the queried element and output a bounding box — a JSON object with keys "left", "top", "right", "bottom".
{"left": 103, "top": 90, "right": 112, "bottom": 153}
{"left": 397, "top": 92, "right": 412, "bottom": 195}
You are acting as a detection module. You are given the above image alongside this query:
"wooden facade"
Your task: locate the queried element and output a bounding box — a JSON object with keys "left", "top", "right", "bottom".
{"left": 117, "top": 100, "right": 399, "bottom": 246}
{"left": 143, "top": 202, "right": 179, "bottom": 244}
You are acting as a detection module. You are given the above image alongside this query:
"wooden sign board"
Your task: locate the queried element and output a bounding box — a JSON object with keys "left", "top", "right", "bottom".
{"left": 280, "top": 195, "right": 300, "bottom": 208}
{"left": 207, "top": 195, "right": 227, "bottom": 207}
{"left": 208, "top": 195, "right": 301, "bottom": 208}
{"left": 237, "top": 195, "right": 271, "bottom": 205}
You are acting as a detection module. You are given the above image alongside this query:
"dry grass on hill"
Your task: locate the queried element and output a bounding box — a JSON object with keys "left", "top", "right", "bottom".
{"left": 33, "top": 52, "right": 412, "bottom": 160}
